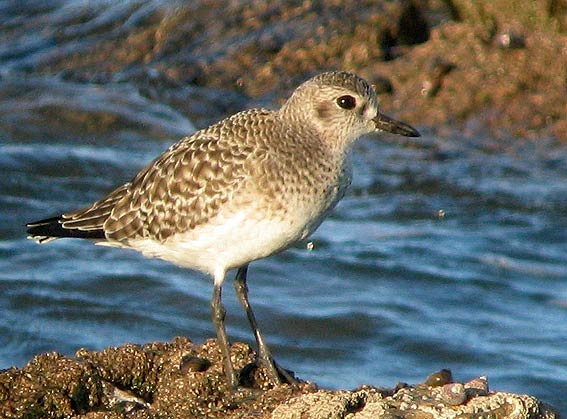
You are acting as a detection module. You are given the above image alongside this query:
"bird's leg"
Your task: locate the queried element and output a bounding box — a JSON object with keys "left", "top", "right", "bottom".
{"left": 234, "top": 265, "right": 296, "bottom": 386}
{"left": 211, "top": 281, "right": 238, "bottom": 388}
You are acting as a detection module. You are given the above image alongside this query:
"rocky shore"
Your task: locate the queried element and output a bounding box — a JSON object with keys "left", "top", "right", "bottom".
{"left": 1, "top": 0, "right": 566, "bottom": 139}
{"left": 0, "top": 337, "right": 559, "bottom": 418}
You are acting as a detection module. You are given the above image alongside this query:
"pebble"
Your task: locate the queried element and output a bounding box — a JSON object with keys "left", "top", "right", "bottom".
{"left": 424, "top": 369, "right": 453, "bottom": 387}
{"left": 440, "top": 382, "right": 468, "bottom": 406}
{"left": 464, "top": 376, "right": 489, "bottom": 395}
{"left": 180, "top": 355, "right": 212, "bottom": 374}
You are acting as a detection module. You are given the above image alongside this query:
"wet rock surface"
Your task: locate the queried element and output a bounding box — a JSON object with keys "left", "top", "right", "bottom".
{"left": 0, "top": 0, "right": 565, "bottom": 138}
{"left": 0, "top": 338, "right": 559, "bottom": 419}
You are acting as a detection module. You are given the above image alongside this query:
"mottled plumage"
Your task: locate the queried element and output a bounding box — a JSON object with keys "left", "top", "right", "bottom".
{"left": 27, "top": 71, "right": 420, "bottom": 388}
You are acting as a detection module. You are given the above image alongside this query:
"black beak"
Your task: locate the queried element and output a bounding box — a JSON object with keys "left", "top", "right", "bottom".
{"left": 373, "top": 112, "right": 421, "bottom": 137}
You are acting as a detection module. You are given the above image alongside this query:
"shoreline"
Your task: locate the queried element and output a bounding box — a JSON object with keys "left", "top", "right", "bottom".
{"left": 1, "top": 0, "right": 565, "bottom": 141}
{"left": 0, "top": 337, "right": 559, "bottom": 418}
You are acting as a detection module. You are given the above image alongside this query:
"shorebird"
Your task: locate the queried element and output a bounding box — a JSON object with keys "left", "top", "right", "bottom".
{"left": 27, "top": 71, "right": 420, "bottom": 388}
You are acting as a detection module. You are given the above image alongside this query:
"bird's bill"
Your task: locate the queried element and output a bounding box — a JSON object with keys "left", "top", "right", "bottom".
{"left": 373, "top": 112, "right": 421, "bottom": 137}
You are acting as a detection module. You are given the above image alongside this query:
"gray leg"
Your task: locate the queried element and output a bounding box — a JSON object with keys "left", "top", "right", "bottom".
{"left": 234, "top": 265, "right": 294, "bottom": 385}
{"left": 211, "top": 282, "right": 237, "bottom": 388}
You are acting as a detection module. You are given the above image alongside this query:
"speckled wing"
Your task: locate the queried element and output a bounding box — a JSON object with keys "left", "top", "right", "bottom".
{"left": 102, "top": 132, "right": 252, "bottom": 243}
{"left": 55, "top": 123, "right": 258, "bottom": 246}
{"left": 59, "top": 184, "right": 130, "bottom": 233}
{"left": 27, "top": 109, "right": 273, "bottom": 245}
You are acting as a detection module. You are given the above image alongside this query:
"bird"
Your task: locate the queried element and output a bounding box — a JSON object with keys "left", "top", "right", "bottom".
{"left": 26, "top": 71, "right": 420, "bottom": 388}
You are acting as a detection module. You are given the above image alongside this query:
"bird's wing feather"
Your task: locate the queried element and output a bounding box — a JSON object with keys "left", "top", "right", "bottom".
{"left": 102, "top": 129, "right": 255, "bottom": 243}
{"left": 61, "top": 184, "right": 131, "bottom": 230}
{"left": 29, "top": 109, "right": 272, "bottom": 244}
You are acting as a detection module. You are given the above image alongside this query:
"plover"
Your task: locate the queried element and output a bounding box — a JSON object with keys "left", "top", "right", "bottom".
{"left": 27, "top": 71, "right": 420, "bottom": 388}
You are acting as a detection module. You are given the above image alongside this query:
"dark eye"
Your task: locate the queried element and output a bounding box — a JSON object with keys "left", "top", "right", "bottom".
{"left": 336, "top": 95, "right": 356, "bottom": 110}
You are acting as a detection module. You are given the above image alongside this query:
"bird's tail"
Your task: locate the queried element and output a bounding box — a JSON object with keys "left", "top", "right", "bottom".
{"left": 26, "top": 216, "right": 106, "bottom": 244}
{"left": 26, "top": 183, "right": 131, "bottom": 244}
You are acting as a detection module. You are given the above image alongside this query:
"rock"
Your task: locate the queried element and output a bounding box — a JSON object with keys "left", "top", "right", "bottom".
{"left": 0, "top": 351, "right": 104, "bottom": 418}
{"left": 439, "top": 382, "right": 468, "bottom": 406}
{"left": 464, "top": 375, "right": 490, "bottom": 396}
{"left": 2, "top": 0, "right": 565, "bottom": 139}
{"left": 273, "top": 379, "right": 557, "bottom": 419}
{"left": 0, "top": 338, "right": 560, "bottom": 419}
{"left": 372, "top": 0, "right": 567, "bottom": 140}
{"left": 424, "top": 368, "right": 453, "bottom": 386}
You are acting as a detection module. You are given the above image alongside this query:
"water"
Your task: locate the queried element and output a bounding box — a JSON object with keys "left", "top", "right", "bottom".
{"left": 2, "top": 81, "right": 566, "bottom": 411}
{"left": 1, "top": 1, "right": 567, "bottom": 415}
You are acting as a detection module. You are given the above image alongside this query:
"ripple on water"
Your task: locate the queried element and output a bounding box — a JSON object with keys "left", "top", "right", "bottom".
{"left": 1, "top": 80, "right": 567, "bottom": 413}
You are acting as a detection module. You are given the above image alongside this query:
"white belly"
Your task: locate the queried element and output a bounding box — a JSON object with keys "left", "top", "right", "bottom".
{"left": 125, "top": 205, "right": 317, "bottom": 277}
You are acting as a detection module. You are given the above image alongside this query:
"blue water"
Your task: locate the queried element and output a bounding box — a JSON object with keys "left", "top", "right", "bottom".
{"left": 1, "top": 82, "right": 566, "bottom": 412}
{"left": 1, "top": 1, "right": 567, "bottom": 414}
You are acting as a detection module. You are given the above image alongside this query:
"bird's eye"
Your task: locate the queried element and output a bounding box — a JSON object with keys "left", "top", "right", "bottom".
{"left": 336, "top": 95, "right": 357, "bottom": 110}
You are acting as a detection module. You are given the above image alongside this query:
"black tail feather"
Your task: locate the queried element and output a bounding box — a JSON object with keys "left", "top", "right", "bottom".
{"left": 26, "top": 216, "right": 106, "bottom": 243}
